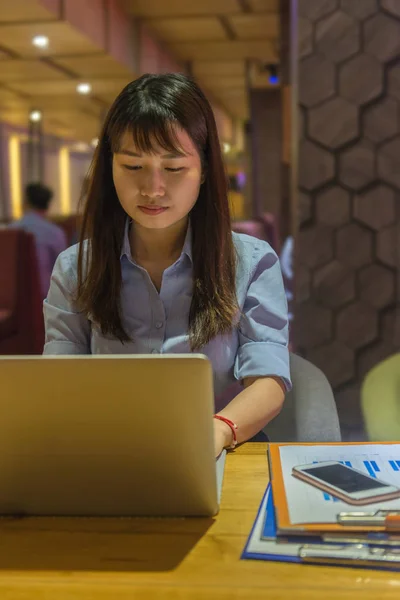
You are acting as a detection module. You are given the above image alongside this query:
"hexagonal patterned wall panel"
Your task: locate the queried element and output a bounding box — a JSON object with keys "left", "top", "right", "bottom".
{"left": 364, "top": 97, "right": 399, "bottom": 143}
{"left": 316, "top": 11, "right": 360, "bottom": 63}
{"left": 339, "top": 54, "right": 383, "bottom": 105}
{"left": 336, "top": 223, "right": 373, "bottom": 268}
{"left": 381, "top": 0, "right": 400, "bottom": 20}
{"left": 358, "top": 265, "right": 395, "bottom": 309}
{"left": 296, "top": 1, "right": 400, "bottom": 438}
{"left": 298, "top": 139, "right": 335, "bottom": 190}
{"left": 308, "top": 97, "right": 359, "bottom": 149}
{"left": 378, "top": 138, "right": 400, "bottom": 188}
{"left": 354, "top": 185, "right": 396, "bottom": 230}
{"left": 313, "top": 260, "right": 355, "bottom": 308}
{"left": 364, "top": 13, "right": 400, "bottom": 62}
{"left": 299, "top": 0, "right": 339, "bottom": 21}
{"left": 316, "top": 186, "right": 351, "bottom": 226}
{"left": 299, "top": 55, "right": 336, "bottom": 107}
{"left": 336, "top": 301, "right": 378, "bottom": 349}
{"left": 339, "top": 140, "right": 376, "bottom": 191}
{"left": 340, "top": 0, "right": 378, "bottom": 20}
{"left": 387, "top": 62, "right": 400, "bottom": 101}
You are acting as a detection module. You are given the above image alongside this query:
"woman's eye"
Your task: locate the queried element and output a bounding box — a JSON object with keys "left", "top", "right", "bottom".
{"left": 122, "top": 165, "right": 184, "bottom": 172}
{"left": 123, "top": 165, "right": 141, "bottom": 171}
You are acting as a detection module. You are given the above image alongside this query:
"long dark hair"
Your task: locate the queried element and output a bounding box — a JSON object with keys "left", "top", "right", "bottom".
{"left": 77, "top": 73, "right": 239, "bottom": 350}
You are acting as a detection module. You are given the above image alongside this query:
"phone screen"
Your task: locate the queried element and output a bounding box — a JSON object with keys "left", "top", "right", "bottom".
{"left": 302, "top": 464, "right": 389, "bottom": 493}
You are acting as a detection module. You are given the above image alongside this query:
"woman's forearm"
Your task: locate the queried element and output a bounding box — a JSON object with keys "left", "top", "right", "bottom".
{"left": 216, "top": 376, "right": 286, "bottom": 445}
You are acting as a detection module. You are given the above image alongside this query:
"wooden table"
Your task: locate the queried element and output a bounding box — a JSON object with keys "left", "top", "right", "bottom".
{"left": 0, "top": 443, "right": 399, "bottom": 599}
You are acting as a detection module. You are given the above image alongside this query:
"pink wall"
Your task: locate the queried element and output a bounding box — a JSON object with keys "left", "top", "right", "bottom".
{"left": 107, "top": 0, "right": 137, "bottom": 72}
{"left": 64, "top": 0, "right": 107, "bottom": 51}
{"left": 139, "top": 24, "right": 182, "bottom": 74}
{"left": 37, "top": 0, "right": 62, "bottom": 18}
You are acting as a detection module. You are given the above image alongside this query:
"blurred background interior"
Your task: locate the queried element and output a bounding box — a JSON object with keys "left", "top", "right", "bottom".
{"left": 0, "top": 0, "right": 399, "bottom": 443}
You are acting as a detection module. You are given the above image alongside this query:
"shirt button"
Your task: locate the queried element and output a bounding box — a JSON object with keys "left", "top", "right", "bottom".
{"left": 151, "top": 349, "right": 160, "bottom": 354}
{"left": 155, "top": 321, "right": 164, "bottom": 329}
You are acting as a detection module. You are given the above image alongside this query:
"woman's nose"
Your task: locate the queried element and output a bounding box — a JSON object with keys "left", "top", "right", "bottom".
{"left": 140, "top": 170, "right": 165, "bottom": 198}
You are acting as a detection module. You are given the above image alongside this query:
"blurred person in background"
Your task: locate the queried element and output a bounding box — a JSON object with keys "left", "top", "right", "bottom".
{"left": 10, "top": 183, "right": 67, "bottom": 298}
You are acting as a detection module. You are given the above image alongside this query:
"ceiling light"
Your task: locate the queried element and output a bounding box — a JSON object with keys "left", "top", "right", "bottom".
{"left": 29, "top": 110, "right": 42, "bottom": 123}
{"left": 32, "top": 35, "right": 49, "bottom": 49}
{"left": 76, "top": 83, "right": 92, "bottom": 95}
{"left": 91, "top": 137, "right": 99, "bottom": 148}
{"left": 223, "top": 142, "right": 231, "bottom": 154}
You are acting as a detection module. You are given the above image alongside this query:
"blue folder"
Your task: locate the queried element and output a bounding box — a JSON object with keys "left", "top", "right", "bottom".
{"left": 241, "top": 485, "right": 400, "bottom": 570}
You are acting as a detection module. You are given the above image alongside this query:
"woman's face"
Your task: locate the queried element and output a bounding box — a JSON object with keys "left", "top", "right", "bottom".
{"left": 112, "top": 126, "right": 203, "bottom": 230}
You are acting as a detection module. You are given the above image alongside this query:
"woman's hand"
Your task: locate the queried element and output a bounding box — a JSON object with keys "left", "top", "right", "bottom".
{"left": 213, "top": 417, "right": 233, "bottom": 458}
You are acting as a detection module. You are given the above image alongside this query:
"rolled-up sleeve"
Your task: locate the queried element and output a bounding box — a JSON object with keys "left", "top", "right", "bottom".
{"left": 43, "top": 250, "right": 91, "bottom": 354}
{"left": 234, "top": 241, "right": 291, "bottom": 391}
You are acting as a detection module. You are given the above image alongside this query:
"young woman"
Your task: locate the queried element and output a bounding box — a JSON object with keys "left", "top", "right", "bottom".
{"left": 44, "top": 73, "right": 291, "bottom": 457}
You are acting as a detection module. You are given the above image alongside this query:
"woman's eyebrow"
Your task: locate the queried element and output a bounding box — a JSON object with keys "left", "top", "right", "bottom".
{"left": 117, "top": 149, "right": 190, "bottom": 158}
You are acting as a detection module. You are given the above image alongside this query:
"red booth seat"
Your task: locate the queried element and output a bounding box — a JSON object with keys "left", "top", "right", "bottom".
{"left": 0, "top": 229, "right": 44, "bottom": 355}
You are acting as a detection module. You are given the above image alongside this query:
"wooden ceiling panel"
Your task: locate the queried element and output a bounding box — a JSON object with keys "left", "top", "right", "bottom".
{"left": 42, "top": 111, "right": 101, "bottom": 142}
{"left": 198, "top": 75, "right": 246, "bottom": 89}
{"left": 122, "top": 0, "right": 240, "bottom": 18}
{"left": 0, "top": 50, "right": 13, "bottom": 60}
{"left": 169, "top": 40, "right": 277, "bottom": 62}
{"left": 51, "top": 55, "right": 135, "bottom": 79}
{"left": 8, "top": 78, "right": 131, "bottom": 98}
{"left": 0, "top": 22, "right": 104, "bottom": 58}
{"left": 0, "top": 86, "right": 28, "bottom": 108}
{"left": 230, "top": 14, "right": 279, "bottom": 39}
{"left": 192, "top": 61, "right": 244, "bottom": 77}
{"left": 0, "top": 0, "right": 57, "bottom": 23}
{"left": 0, "top": 107, "right": 100, "bottom": 141}
{"left": 0, "top": 60, "right": 68, "bottom": 82}
{"left": 24, "top": 94, "right": 104, "bottom": 116}
{"left": 247, "top": 0, "right": 280, "bottom": 11}
{"left": 145, "top": 17, "right": 227, "bottom": 42}
{"left": 217, "top": 89, "right": 248, "bottom": 119}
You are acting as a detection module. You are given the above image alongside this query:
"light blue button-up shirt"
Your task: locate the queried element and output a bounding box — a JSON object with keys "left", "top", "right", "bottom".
{"left": 43, "top": 222, "right": 291, "bottom": 410}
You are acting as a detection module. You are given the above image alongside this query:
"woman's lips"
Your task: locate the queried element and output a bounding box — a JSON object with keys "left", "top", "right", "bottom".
{"left": 138, "top": 206, "right": 168, "bottom": 216}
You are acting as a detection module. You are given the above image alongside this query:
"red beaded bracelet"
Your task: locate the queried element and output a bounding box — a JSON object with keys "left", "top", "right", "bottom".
{"left": 213, "top": 415, "right": 238, "bottom": 449}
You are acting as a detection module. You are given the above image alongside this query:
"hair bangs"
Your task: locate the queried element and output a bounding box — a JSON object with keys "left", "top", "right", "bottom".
{"left": 109, "top": 109, "right": 186, "bottom": 157}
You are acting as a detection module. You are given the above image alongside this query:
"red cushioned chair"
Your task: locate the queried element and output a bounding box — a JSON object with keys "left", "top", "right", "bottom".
{"left": 49, "top": 214, "right": 80, "bottom": 246}
{"left": 0, "top": 229, "right": 44, "bottom": 355}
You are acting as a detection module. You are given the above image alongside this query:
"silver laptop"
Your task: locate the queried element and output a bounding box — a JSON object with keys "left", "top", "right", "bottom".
{"left": 0, "top": 354, "right": 226, "bottom": 517}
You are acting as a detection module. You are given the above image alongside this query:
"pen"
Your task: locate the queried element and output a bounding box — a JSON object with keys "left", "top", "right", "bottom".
{"left": 299, "top": 543, "right": 400, "bottom": 564}
{"left": 338, "top": 510, "right": 400, "bottom": 531}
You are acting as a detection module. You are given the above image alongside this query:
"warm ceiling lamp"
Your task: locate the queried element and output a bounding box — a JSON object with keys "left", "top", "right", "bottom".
{"left": 76, "top": 83, "right": 92, "bottom": 95}
{"left": 29, "top": 110, "right": 42, "bottom": 122}
{"left": 32, "top": 35, "right": 49, "bottom": 49}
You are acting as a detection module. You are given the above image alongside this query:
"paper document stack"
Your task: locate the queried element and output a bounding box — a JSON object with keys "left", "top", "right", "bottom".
{"left": 242, "top": 443, "right": 400, "bottom": 570}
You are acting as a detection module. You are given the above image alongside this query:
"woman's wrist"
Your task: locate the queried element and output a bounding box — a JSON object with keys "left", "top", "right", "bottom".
{"left": 213, "top": 415, "right": 237, "bottom": 448}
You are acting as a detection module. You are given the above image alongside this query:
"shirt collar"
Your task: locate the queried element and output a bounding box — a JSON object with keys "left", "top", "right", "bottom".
{"left": 120, "top": 218, "right": 193, "bottom": 264}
